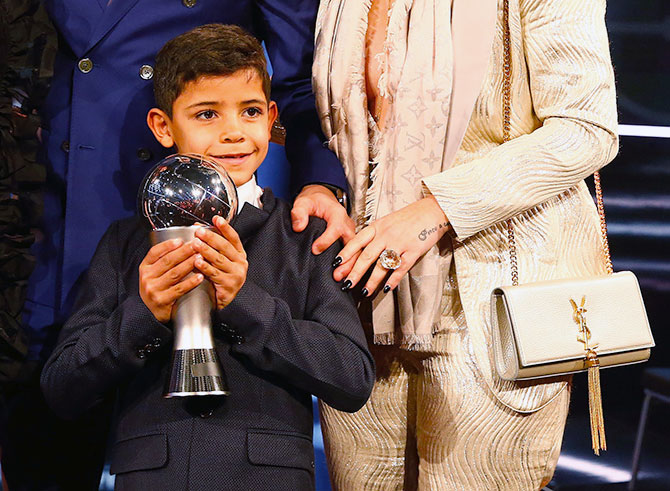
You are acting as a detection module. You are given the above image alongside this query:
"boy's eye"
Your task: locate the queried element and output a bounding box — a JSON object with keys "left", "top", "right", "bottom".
{"left": 196, "top": 110, "right": 217, "bottom": 120}
{"left": 244, "top": 107, "right": 263, "bottom": 117}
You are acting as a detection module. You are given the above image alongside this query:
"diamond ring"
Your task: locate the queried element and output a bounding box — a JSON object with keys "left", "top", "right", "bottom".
{"left": 378, "top": 249, "right": 402, "bottom": 270}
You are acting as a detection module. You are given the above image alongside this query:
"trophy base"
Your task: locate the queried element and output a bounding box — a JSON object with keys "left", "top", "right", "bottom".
{"left": 164, "top": 348, "right": 230, "bottom": 398}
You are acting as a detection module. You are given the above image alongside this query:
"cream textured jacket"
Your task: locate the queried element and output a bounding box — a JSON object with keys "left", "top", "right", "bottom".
{"left": 426, "top": 0, "right": 618, "bottom": 413}
{"left": 314, "top": 0, "right": 618, "bottom": 413}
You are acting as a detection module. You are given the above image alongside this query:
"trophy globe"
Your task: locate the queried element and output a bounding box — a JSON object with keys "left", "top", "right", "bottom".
{"left": 138, "top": 154, "right": 238, "bottom": 397}
{"left": 139, "top": 153, "right": 238, "bottom": 229}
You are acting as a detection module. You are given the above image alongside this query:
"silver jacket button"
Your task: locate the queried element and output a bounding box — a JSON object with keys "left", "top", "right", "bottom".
{"left": 139, "top": 64, "right": 154, "bottom": 80}
{"left": 78, "top": 58, "right": 93, "bottom": 73}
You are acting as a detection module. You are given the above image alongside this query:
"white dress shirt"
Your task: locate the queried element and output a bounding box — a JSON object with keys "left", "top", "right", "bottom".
{"left": 235, "top": 176, "right": 264, "bottom": 213}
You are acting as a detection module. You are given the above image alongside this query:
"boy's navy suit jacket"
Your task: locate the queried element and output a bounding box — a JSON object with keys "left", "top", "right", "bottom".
{"left": 41, "top": 190, "right": 374, "bottom": 490}
{"left": 26, "top": 0, "right": 347, "bottom": 360}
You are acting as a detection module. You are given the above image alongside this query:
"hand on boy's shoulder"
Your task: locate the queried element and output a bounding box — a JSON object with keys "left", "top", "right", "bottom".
{"left": 291, "top": 184, "right": 355, "bottom": 255}
{"left": 191, "top": 216, "right": 248, "bottom": 310}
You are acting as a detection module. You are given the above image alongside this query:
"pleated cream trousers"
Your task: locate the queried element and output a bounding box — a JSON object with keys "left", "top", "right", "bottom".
{"left": 320, "top": 282, "right": 570, "bottom": 490}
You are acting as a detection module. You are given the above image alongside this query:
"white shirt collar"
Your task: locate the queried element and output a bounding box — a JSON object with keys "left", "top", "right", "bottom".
{"left": 235, "top": 175, "right": 264, "bottom": 213}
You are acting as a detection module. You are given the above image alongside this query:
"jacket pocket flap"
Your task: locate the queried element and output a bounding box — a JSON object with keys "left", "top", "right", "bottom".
{"left": 247, "top": 430, "right": 313, "bottom": 471}
{"left": 110, "top": 433, "right": 167, "bottom": 475}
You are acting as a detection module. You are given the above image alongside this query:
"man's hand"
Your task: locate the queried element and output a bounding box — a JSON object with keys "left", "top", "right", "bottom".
{"left": 192, "top": 216, "right": 248, "bottom": 310}
{"left": 291, "top": 184, "right": 355, "bottom": 254}
{"left": 139, "top": 239, "right": 201, "bottom": 323}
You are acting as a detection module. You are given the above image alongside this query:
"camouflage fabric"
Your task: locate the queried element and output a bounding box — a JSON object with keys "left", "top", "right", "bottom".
{"left": 0, "top": 0, "right": 55, "bottom": 386}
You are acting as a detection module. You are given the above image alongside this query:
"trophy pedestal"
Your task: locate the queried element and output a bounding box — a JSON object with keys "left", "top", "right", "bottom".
{"left": 165, "top": 348, "right": 229, "bottom": 397}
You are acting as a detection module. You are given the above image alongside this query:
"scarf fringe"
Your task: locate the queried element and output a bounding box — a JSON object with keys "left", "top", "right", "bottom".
{"left": 399, "top": 333, "right": 434, "bottom": 351}
{"left": 373, "top": 332, "right": 435, "bottom": 351}
{"left": 373, "top": 332, "right": 395, "bottom": 345}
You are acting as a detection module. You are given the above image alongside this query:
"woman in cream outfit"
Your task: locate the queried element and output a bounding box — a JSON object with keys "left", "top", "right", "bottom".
{"left": 313, "top": 0, "right": 618, "bottom": 489}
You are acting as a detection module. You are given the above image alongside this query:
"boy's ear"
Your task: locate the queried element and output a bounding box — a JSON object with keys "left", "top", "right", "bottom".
{"left": 267, "top": 101, "right": 278, "bottom": 135}
{"left": 147, "top": 108, "right": 175, "bottom": 149}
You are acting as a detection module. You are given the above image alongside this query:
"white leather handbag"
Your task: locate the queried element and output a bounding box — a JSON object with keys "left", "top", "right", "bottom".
{"left": 492, "top": 271, "right": 654, "bottom": 381}
{"left": 490, "top": 0, "right": 655, "bottom": 455}
{"left": 491, "top": 271, "right": 654, "bottom": 382}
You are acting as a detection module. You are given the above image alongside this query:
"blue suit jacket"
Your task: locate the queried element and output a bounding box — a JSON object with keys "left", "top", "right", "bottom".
{"left": 25, "top": 0, "right": 346, "bottom": 360}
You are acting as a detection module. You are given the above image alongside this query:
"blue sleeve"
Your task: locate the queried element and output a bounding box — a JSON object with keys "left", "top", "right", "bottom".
{"left": 255, "top": 0, "right": 348, "bottom": 195}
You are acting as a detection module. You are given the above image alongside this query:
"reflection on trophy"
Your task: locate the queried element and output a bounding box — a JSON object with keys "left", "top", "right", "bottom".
{"left": 138, "top": 154, "right": 238, "bottom": 397}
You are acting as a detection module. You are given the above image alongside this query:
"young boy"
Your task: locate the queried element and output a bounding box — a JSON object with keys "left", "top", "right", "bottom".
{"left": 40, "top": 24, "right": 374, "bottom": 491}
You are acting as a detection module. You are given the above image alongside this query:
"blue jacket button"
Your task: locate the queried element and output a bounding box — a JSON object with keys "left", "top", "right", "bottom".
{"left": 139, "top": 64, "right": 154, "bottom": 80}
{"left": 78, "top": 58, "right": 93, "bottom": 73}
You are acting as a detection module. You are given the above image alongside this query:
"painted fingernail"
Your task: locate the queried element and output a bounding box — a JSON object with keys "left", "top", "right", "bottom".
{"left": 341, "top": 279, "right": 352, "bottom": 291}
{"left": 332, "top": 256, "right": 342, "bottom": 267}
{"left": 171, "top": 238, "right": 182, "bottom": 246}
{"left": 361, "top": 287, "right": 369, "bottom": 297}
{"left": 383, "top": 285, "right": 391, "bottom": 293}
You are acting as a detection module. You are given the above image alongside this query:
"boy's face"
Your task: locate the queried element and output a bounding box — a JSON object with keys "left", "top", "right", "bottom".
{"left": 148, "top": 70, "right": 277, "bottom": 187}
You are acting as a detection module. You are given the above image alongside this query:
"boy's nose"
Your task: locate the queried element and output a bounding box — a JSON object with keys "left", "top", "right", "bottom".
{"left": 219, "top": 119, "right": 244, "bottom": 143}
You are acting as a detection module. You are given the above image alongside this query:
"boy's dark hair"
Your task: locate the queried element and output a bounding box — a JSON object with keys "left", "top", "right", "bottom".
{"left": 154, "top": 24, "right": 271, "bottom": 116}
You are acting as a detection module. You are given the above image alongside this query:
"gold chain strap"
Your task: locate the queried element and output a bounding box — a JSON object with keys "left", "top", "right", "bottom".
{"left": 501, "top": 0, "right": 613, "bottom": 285}
{"left": 593, "top": 172, "right": 614, "bottom": 274}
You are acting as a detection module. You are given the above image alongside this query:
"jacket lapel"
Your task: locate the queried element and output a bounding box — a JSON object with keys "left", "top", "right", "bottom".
{"left": 442, "top": 0, "right": 497, "bottom": 169}
{"left": 84, "top": 0, "right": 141, "bottom": 53}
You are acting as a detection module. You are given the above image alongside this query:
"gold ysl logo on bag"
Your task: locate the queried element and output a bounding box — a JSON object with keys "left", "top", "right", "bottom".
{"left": 569, "top": 295, "right": 606, "bottom": 454}
{"left": 570, "top": 296, "right": 598, "bottom": 351}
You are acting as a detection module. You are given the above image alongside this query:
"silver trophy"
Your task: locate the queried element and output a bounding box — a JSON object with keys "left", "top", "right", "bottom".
{"left": 138, "top": 154, "right": 238, "bottom": 397}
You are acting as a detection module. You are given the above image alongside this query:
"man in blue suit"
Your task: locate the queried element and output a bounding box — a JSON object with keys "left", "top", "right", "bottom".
{"left": 3, "top": 1, "right": 353, "bottom": 489}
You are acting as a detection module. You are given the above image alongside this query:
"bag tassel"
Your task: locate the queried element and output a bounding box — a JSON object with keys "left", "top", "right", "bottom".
{"left": 586, "top": 350, "right": 606, "bottom": 455}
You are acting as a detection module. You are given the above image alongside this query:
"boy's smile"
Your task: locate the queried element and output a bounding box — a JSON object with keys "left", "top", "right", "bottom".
{"left": 148, "top": 70, "right": 277, "bottom": 186}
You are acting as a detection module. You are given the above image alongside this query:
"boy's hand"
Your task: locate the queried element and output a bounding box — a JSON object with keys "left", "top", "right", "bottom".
{"left": 139, "top": 239, "right": 202, "bottom": 323}
{"left": 192, "top": 216, "right": 248, "bottom": 310}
